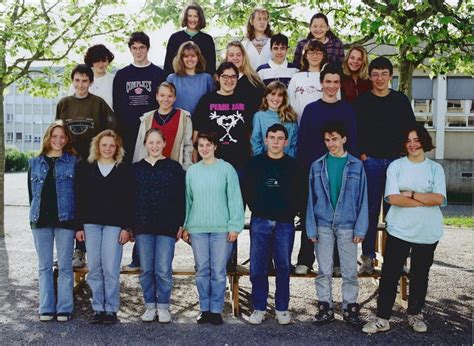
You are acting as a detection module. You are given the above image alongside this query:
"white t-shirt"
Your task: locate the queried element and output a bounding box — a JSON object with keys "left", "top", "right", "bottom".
{"left": 69, "top": 72, "right": 114, "bottom": 110}
{"left": 384, "top": 156, "right": 447, "bottom": 244}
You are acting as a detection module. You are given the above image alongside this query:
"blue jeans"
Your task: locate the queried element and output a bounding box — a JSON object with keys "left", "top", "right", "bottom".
{"left": 136, "top": 234, "right": 175, "bottom": 310}
{"left": 314, "top": 227, "right": 358, "bottom": 309}
{"left": 190, "top": 233, "right": 233, "bottom": 313}
{"left": 362, "top": 156, "right": 394, "bottom": 258}
{"left": 32, "top": 227, "right": 74, "bottom": 314}
{"left": 250, "top": 217, "right": 295, "bottom": 311}
{"left": 84, "top": 224, "right": 123, "bottom": 313}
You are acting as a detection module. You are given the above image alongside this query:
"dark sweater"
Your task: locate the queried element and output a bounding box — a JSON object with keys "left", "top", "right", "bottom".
{"left": 354, "top": 89, "right": 416, "bottom": 158}
{"left": 133, "top": 158, "right": 185, "bottom": 238}
{"left": 297, "top": 99, "right": 359, "bottom": 169}
{"left": 75, "top": 160, "right": 134, "bottom": 229}
{"left": 193, "top": 92, "right": 252, "bottom": 170}
{"left": 341, "top": 77, "right": 372, "bottom": 103}
{"left": 164, "top": 30, "right": 216, "bottom": 76}
{"left": 112, "top": 63, "right": 165, "bottom": 158}
{"left": 235, "top": 75, "right": 265, "bottom": 117}
{"left": 244, "top": 154, "right": 305, "bottom": 222}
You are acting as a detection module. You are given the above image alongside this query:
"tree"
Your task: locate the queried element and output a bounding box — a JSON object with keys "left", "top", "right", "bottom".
{"left": 146, "top": 0, "right": 473, "bottom": 98}
{"left": 0, "top": 0, "right": 137, "bottom": 236}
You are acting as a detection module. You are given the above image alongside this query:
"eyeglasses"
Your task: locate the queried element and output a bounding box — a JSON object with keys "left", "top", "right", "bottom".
{"left": 220, "top": 74, "right": 238, "bottom": 82}
{"left": 307, "top": 51, "right": 324, "bottom": 57}
{"left": 370, "top": 72, "right": 391, "bottom": 79}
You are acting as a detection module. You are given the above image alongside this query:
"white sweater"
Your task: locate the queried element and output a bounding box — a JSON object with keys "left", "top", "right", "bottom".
{"left": 241, "top": 38, "right": 272, "bottom": 72}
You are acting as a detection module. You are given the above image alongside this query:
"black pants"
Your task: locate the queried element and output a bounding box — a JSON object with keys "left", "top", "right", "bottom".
{"left": 377, "top": 233, "right": 438, "bottom": 319}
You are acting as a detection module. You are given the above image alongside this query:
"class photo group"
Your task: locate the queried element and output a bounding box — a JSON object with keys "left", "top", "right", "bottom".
{"left": 28, "top": 3, "right": 447, "bottom": 334}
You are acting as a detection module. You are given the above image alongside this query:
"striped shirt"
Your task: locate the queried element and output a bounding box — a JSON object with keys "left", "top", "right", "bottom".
{"left": 256, "top": 59, "right": 299, "bottom": 88}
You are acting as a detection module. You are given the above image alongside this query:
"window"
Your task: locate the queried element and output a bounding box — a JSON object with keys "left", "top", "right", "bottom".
{"left": 33, "top": 104, "right": 42, "bottom": 115}
{"left": 6, "top": 113, "right": 14, "bottom": 123}
{"left": 34, "top": 136, "right": 41, "bottom": 143}
{"left": 15, "top": 132, "right": 22, "bottom": 143}
{"left": 446, "top": 77, "right": 474, "bottom": 128}
{"left": 25, "top": 134, "right": 32, "bottom": 143}
{"left": 6, "top": 132, "right": 13, "bottom": 143}
{"left": 24, "top": 104, "right": 32, "bottom": 115}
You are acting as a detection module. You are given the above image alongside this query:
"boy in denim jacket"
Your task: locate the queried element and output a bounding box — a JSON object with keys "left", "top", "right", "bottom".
{"left": 306, "top": 121, "right": 368, "bottom": 326}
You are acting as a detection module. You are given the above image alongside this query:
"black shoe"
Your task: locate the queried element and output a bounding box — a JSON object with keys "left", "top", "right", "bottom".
{"left": 90, "top": 311, "right": 105, "bottom": 324}
{"left": 343, "top": 303, "right": 365, "bottom": 327}
{"left": 197, "top": 311, "right": 211, "bottom": 324}
{"left": 210, "top": 312, "right": 224, "bottom": 325}
{"left": 103, "top": 312, "right": 118, "bottom": 324}
{"left": 314, "top": 301, "right": 334, "bottom": 324}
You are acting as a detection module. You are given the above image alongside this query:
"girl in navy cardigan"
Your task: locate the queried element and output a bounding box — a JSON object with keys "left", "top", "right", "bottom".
{"left": 75, "top": 130, "right": 132, "bottom": 324}
{"left": 133, "top": 128, "right": 185, "bottom": 323}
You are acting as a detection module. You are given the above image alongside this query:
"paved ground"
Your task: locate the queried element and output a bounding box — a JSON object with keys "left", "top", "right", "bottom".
{"left": 1, "top": 173, "right": 472, "bottom": 344}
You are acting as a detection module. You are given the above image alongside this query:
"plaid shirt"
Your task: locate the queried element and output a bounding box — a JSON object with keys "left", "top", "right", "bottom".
{"left": 292, "top": 36, "right": 345, "bottom": 68}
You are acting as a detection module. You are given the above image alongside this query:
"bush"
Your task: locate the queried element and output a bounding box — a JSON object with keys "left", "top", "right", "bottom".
{"left": 5, "top": 148, "right": 36, "bottom": 172}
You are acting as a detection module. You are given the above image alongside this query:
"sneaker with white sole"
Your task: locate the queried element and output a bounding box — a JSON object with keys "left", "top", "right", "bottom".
{"left": 121, "top": 263, "right": 141, "bottom": 272}
{"left": 275, "top": 310, "right": 292, "bottom": 325}
{"left": 362, "top": 317, "right": 390, "bottom": 334}
{"left": 72, "top": 249, "right": 86, "bottom": 268}
{"left": 157, "top": 309, "right": 171, "bottom": 323}
{"left": 39, "top": 313, "right": 55, "bottom": 322}
{"left": 408, "top": 313, "right": 427, "bottom": 333}
{"left": 358, "top": 255, "right": 374, "bottom": 275}
{"left": 141, "top": 308, "right": 157, "bottom": 322}
{"left": 248, "top": 310, "right": 266, "bottom": 325}
{"left": 294, "top": 265, "right": 310, "bottom": 275}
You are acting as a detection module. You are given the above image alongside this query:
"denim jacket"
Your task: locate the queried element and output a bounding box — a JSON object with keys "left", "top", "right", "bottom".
{"left": 306, "top": 152, "right": 368, "bottom": 240}
{"left": 29, "top": 152, "right": 77, "bottom": 223}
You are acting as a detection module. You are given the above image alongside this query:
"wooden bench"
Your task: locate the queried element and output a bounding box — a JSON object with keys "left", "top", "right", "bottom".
{"left": 55, "top": 225, "right": 409, "bottom": 316}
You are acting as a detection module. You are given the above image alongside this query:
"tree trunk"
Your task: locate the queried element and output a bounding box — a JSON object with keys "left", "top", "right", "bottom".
{"left": 398, "top": 58, "right": 416, "bottom": 101}
{"left": 0, "top": 83, "right": 5, "bottom": 237}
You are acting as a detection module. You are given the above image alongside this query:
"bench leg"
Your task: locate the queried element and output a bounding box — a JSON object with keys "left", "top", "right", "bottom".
{"left": 396, "top": 275, "right": 409, "bottom": 309}
{"left": 229, "top": 274, "right": 240, "bottom": 316}
{"left": 73, "top": 271, "right": 87, "bottom": 294}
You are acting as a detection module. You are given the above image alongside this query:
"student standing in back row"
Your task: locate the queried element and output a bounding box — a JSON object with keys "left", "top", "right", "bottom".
{"left": 242, "top": 8, "right": 274, "bottom": 72}
{"left": 354, "top": 57, "right": 416, "bottom": 275}
{"left": 164, "top": 3, "right": 216, "bottom": 76}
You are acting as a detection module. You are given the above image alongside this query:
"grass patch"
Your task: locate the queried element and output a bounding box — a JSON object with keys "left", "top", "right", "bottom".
{"left": 444, "top": 216, "right": 474, "bottom": 228}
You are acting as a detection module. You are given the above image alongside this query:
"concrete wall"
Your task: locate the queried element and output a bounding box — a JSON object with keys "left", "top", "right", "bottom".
{"left": 437, "top": 159, "right": 474, "bottom": 195}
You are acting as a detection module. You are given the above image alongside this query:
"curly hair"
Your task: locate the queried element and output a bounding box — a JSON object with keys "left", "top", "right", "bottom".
{"left": 84, "top": 44, "right": 114, "bottom": 66}
{"left": 260, "top": 81, "right": 297, "bottom": 123}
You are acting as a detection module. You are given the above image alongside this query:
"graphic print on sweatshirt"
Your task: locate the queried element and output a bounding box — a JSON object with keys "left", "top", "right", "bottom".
{"left": 64, "top": 118, "right": 95, "bottom": 135}
{"left": 295, "top": 85, "right": 322, "bottom": 95}
{"left": 209, "top": 103, "right": 246, "bottom": 144}
{"left": 125, "top": 80, "right": 153, "bottom": 106}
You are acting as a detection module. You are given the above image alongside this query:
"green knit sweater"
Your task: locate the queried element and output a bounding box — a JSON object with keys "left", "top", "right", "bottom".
{"left": 184, "top": 159, "right": 245, "bottom": 233}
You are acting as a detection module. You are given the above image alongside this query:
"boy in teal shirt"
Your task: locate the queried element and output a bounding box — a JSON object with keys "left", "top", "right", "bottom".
{"left": 306, "top": 122, "right": 368, "bottom": 326}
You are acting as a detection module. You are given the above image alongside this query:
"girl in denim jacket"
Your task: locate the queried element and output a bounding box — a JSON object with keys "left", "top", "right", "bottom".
{"left": 28, "top": 120, "right": 78, "bottom": 322}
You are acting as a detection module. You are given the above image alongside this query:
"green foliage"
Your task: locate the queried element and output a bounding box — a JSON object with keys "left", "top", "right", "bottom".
{"left": 5, "top": 148, "right": 36, "bottom": 172}
{"left": 444, "top": 217, "right": 474, "bottom": 229}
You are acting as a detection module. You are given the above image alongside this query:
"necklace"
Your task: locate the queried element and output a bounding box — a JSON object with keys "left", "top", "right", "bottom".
{"left": 155, "top": 109, "right": 174, "bottom": 125}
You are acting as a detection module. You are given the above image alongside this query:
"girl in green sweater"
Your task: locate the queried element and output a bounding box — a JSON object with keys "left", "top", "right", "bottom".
{"left": 183, "top": 132, "right": 244, "bottom": 325}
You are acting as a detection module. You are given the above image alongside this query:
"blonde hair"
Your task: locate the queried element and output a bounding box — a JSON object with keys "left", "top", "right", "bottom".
{"left": 172, "top": 41, "right": 206, "bottom": 76}
{"left": 87, "top": 129, "right": 125, "bottom": 164}
{"left": 225, "top": 41, "right": 264, "bottom": 88}
{"left": 39, "top": 120, "right": 76, "bottom": 156}
{"left": 342, "top": 45, "right": 369, "bottom": 80}
{"left": 246, "top": 8, "right": 273, "bottom": 40}
{"left": 260, "top": 81, "right": 297, "bottom": 123}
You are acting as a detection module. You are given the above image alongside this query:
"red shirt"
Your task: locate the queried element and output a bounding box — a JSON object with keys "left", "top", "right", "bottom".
{"left": 152, "top": 109, "right": 181, "bottom": 158}
{"left": 341, "top": 77, "right": 372, "bottom": 103}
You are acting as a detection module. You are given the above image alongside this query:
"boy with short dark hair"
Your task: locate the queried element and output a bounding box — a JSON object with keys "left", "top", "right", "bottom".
{"left": 355, "top": 56, "right": 416, "bottom": 274}
{"left": 56, "top": 63, "right": 116, "bottom": 268}
{"left": 256, "top": 33, "right": 298, "bottom": 87}
{"left": 244, "top": 123, "right": 305, "bottom": 325}
{"left": 113, "top": 31, "right": 165, "bottom": 163}
{"left": 306, "top": 122, "right": 368, "bottom": 326}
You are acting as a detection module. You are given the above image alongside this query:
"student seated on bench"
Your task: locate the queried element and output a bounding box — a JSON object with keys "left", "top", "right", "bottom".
{"left": 244, "top": 123, "right": 305, "bottom": 325}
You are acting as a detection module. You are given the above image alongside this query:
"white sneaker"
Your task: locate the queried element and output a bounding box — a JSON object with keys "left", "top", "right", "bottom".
{"left": 141, "top": 308, "right": 157, "bottom": 322}
{"left": 362, "top": 317, "right": 390, "bottom": 334}
{"left": 72, "top": 249, "right": 86, "bottom": 268}
{"left": 294, "top": 265, "right": 310, "bottom": 275}
{"left": 157, "top": 309, "right": 172, "bottom": 323}
{"left": 39, "top": 313, "right": 54, "bottom": 322}
{"left": 408, "top": 313, "right": 427, "bottom": 333}
{"left": 248, "top": 310, "right": 266, "bottom": 325}
{"left": 358, "top": 255, "right": 374, "bottom": 275}
{"left": 275, "top": 310, "right": 292, "bottom": 325}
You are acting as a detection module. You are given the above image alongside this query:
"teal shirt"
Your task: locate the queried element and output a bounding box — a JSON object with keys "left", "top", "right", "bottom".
{"left": 326, "top": 153, "right": 348, "bottom": 209}
{"left": 384, "top": 157, "right": 447, "bottom": 244}
{"left": 184, "top": 159, "right": 244, "bottom": 233}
